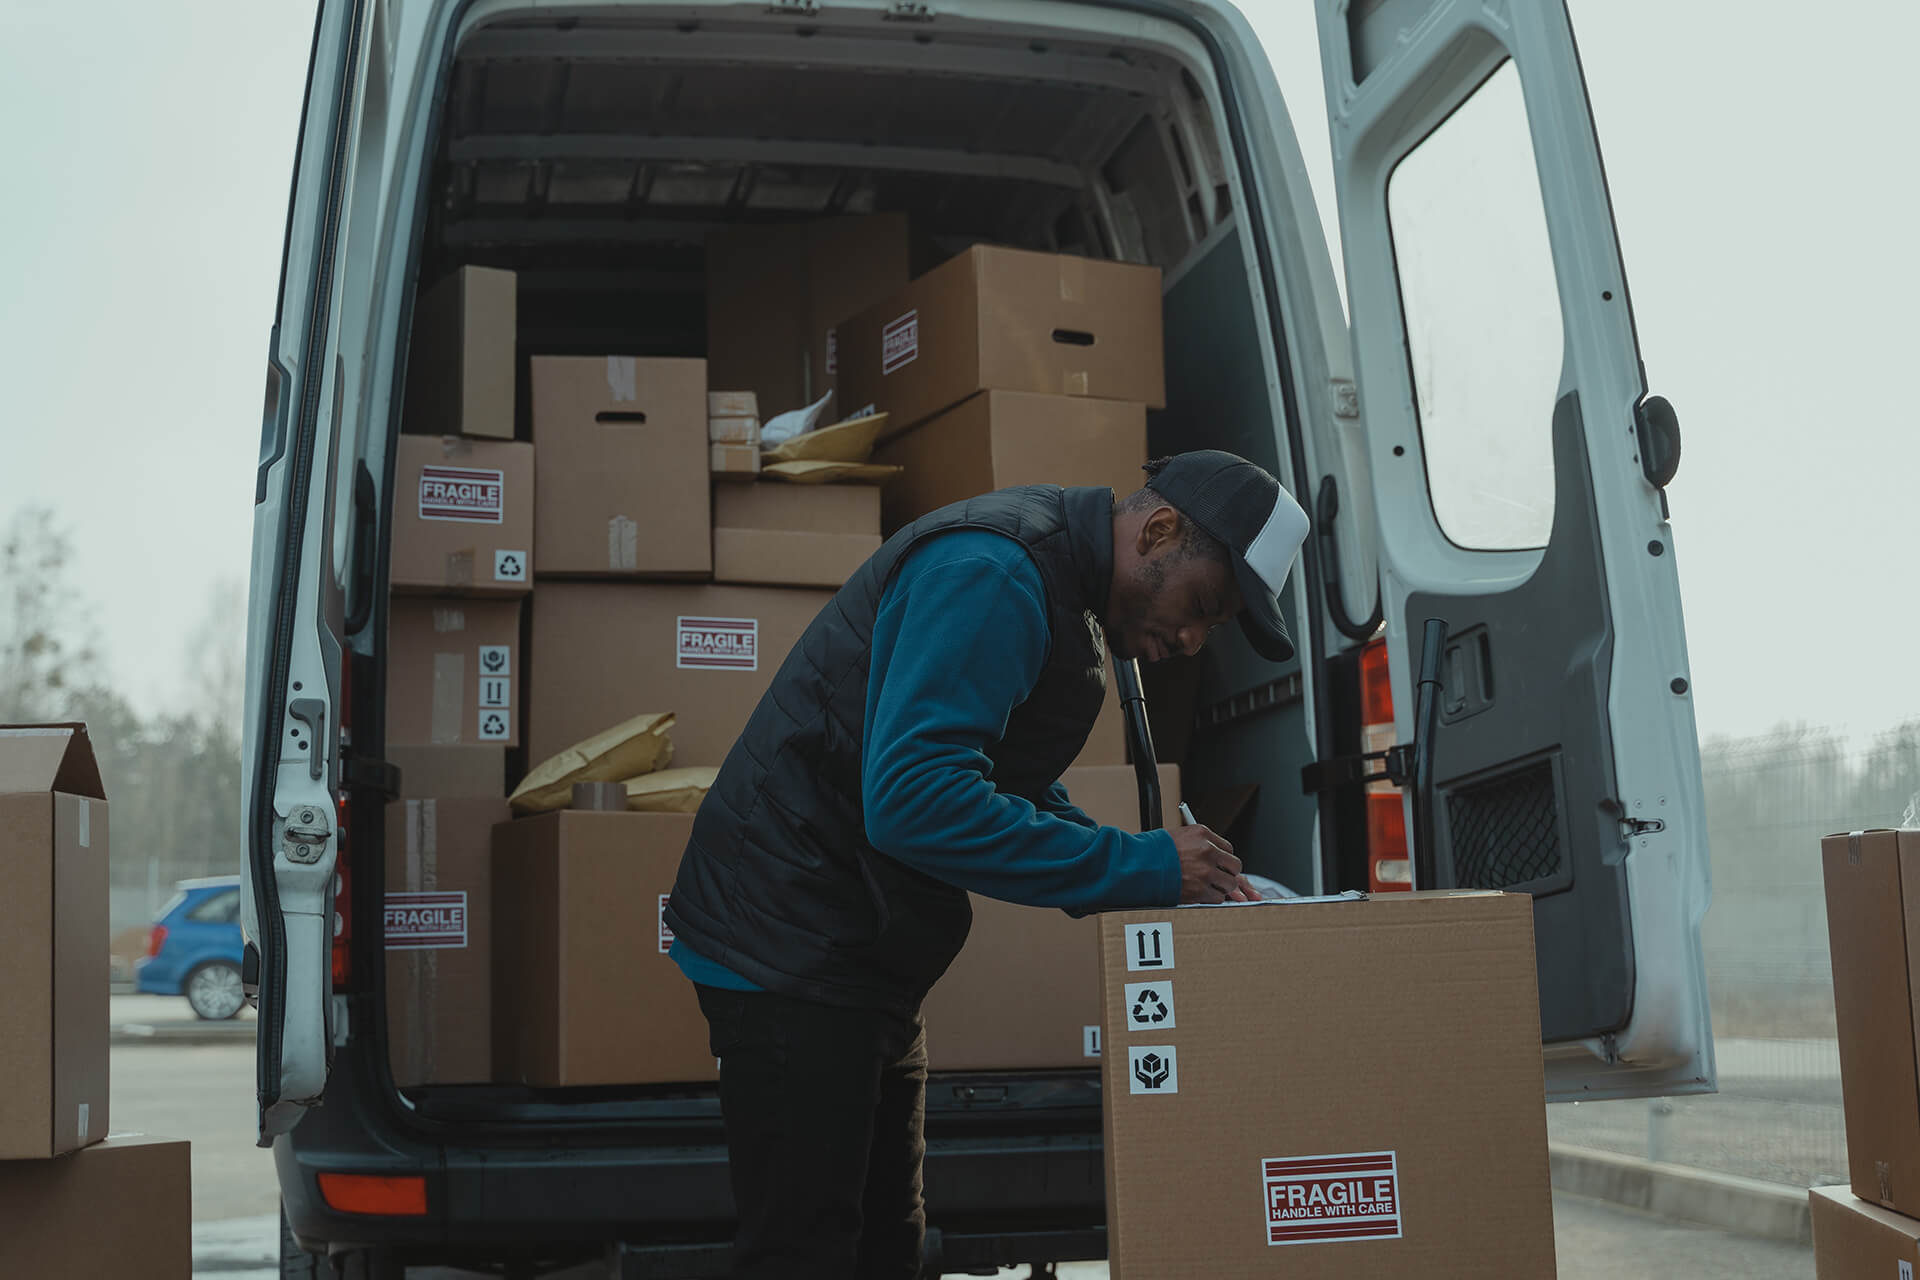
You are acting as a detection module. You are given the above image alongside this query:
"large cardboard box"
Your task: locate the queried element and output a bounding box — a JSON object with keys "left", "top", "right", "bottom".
{"left": 0, "top": 1133, "right": 191, "bottom": 1277}
{"left": 389, "top": 744, "right": 505, "bottom": 799}
{"left": 1098, "top": 891, "right": 1554, "bottom": 1278}
{"left": 837, "top": 246, "right": 1166, "bottom": 436}
{"left": 387, "top": 598, "right": 523, "bottom": 748}
{"left": 1811, "top": 1184, "right": 1920, "bottom": 1276}
{"left": 1822, "top": 828, "right": 1920, "bottom": 1213}
{"left": 391, "top": 436, "right": 534, "bottom": 595}
{"left": 712, "top": 483, "right": 881, "bottom": 589}
{"left": 384, "top": 796, "right": 507, "bottom": 1086}
{"left": 492, "top": 811, "right": 716, "bottom": 1086}
{"left": 528, "top": 583, "right": 833, "bottom": 768}
{"left": 530, "top": 356, "right": 710, "bottom": 578}
{"left": 0, "top": 723, "right": 109, "bottom": 1159}
{"left": 402, "top": 265, "right": 516, "bottom": 440}
{"left": 922, "top": 764, "right": 1179, "bottom": 1072}
{"left": 871, "top": 390, "right": 1148, "bottom": 534}
{"left": 706, "top": 214, "right": 912, "bottom": 418}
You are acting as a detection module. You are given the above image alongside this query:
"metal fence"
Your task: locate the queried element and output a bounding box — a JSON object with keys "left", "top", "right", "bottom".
{"left": 1547, "top": 722, "right": 1920, "bottom": 1187}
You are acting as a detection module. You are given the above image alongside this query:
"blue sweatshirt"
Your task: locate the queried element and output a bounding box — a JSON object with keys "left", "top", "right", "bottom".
{"left": 671, "top": 529, "right": 1181, "bottom": 991}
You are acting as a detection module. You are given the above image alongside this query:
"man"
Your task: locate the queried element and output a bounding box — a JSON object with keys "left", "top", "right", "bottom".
{"left": 664, "top": 450, "right": 1309, "bottom": 1279}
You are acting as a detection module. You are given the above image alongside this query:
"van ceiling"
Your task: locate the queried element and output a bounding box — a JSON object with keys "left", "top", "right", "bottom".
{"left": 429, "top": 16, "right": 1230, "bottom": 286}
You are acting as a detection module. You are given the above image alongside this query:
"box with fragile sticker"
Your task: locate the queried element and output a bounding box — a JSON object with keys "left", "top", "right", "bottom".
{"left": 383, "top": 794, "right": 507, "bottom": 1085}
{"left": 390, "top": 436, "right": 534, "bottom": 596}
{"left": 0, "top": 724, "right": 109, "bottom": 1159}
{"left": 1097, "top": 891, "right": 1554, "bottom": 1278}
{"left": 531, "top": 356, "right": 710, "bottom": 578}
{"left": 1822, "top": 828, "right": 1920, "bottom": 1214}
{"left": 387, "top": 598, "right": 522, "bottom": 747}
{"left": 836, "top": 245, "right": 1165, "bottom": 439}
{"left": 1811, "top": 1185, "right": 1920, "bottom": 1277}
{"left": 0, "top": 1133, "right": 191, "bottom": 1277}
{"left": 492, "top": 811, "right": 716, "bottom": 1086}
{"left": 527, "top": 583, "right": 832, "bottom": 768}
{"left": 922, "top": 765, "right": 1178, "bottom": 1072}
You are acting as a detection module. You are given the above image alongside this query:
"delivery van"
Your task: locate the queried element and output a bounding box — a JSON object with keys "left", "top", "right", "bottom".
{"left": 245, "top": 0, "right": 1712, "bottom": 1274}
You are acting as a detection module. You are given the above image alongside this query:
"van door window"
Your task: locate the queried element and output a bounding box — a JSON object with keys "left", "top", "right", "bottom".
{"left": 1387, "top": 61, "right": 1560, "bottom": 552}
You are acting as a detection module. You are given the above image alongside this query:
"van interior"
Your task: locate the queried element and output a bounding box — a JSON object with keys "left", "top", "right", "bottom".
{"left": 381, "top": 9, "right": 1344, "bottom": 1118}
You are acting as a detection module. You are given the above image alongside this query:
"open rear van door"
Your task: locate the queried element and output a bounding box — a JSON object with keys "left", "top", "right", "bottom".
{"left": 1313, "top": 0, "right": 1713, "bottom": 1099}
{"left": 243, "top": 0, "right": 394, "bottom": 1142}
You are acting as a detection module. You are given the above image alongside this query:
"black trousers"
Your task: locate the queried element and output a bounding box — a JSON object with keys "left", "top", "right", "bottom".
{"left": 694, "top": 984, "right": 929, "bottom": 1280}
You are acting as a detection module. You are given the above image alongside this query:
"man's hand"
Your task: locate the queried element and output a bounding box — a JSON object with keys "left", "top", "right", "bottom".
{"left": 1172, "top": 823, "right": 1258, "bottom": 904}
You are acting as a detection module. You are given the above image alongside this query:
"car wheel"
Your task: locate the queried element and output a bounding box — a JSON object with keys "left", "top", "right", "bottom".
{"left": 185, "top": 960, "right": 246, "bottom": 1021}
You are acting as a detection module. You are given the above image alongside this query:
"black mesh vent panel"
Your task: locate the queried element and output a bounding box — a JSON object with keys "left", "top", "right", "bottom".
{"left": 1445, "top": 759, "right": 1563, "bottom": 888}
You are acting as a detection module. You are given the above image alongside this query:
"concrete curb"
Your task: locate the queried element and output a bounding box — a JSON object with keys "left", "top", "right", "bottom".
{"left": 112, "top": 1022, "right": 256, "bottom": 1047}
{"left": 1549, "top": 1143, "right": 1811, "bottom": 1245}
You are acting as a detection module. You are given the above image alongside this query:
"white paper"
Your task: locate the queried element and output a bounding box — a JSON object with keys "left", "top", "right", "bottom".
{"left": 759, "top": 390, "right": 835, "bottom": 447}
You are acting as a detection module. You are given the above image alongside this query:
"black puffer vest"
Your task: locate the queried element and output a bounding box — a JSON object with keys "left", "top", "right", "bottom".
{"left": 664, "top": 485, "right": 1114, "bottom": 1015}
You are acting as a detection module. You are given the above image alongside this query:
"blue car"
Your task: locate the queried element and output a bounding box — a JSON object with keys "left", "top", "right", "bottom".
{"left": 135, "top": 875, "right": 247, "bottom": 1020}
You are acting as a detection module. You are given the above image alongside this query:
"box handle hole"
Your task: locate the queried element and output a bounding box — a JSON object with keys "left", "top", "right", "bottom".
{"left": 1051, "top": 328, "right": 1096, "bottom": 347}
{"left": 596, "top": 411, "right": 648, "bottom": 424}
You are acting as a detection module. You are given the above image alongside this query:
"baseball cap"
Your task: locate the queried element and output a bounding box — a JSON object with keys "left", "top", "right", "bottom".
{"left": 1142, "top": 451, "right": 1309, "bottom": 663}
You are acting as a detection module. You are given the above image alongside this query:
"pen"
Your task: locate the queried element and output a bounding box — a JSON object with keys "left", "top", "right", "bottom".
{"left": 1178, "top": 802, "right": 1197, "bottom": 825}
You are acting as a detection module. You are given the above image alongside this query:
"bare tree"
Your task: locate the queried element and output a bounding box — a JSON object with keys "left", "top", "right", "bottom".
{"left": 0, "top": 507, "right": 99, "bottom": 722}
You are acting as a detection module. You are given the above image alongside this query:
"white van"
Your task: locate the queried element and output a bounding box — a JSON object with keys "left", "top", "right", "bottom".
{"left": 245, "top": 0, "right": 1711, "bottom": 1273}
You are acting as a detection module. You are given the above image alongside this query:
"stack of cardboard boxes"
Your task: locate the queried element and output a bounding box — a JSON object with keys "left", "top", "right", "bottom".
{"left": 1810, "top": 829, "right": 1920, "bottom": 1271}
{"left": 0, "top": 724, "right": 192, "bottom": 1275}
{"left": 384, "top": 215, "right": 1181, "bottom": 1088}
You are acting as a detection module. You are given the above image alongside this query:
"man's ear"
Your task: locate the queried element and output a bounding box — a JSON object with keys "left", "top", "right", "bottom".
{"left": 1135, "top": 506, "right": 1182, "bottom": 556}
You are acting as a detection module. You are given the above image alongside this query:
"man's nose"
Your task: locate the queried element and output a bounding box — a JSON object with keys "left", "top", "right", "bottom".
{"left": 1177, "top": 625, "right": 1206, "bottom": 658}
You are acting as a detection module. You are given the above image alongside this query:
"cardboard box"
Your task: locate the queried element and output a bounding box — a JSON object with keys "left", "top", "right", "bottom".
{"left": 492, "top": 811, "right": 717, "bottom": 1086}
{"left": 922, "top": 764, "right": 1179, "bottom": 1072}
{"left": 0, "top": 723, "right": 109, "bottom": 1159}
{"left": 709, "top": 416, "right": 761, "bottom": 446}
{"left": 1823, "top": 828, "right": 1920, "bottom": 1213}
{"left": 709, "top": 391, "right": 759, "bottom": 419}
{"left": 528, "top": 583, "right": 832, "bottom": 767}
{"left": 402, "top": 265, "right": 516, "bottom": 440}
{"left": 712, "top": 482, "right": 880, "bottom": 589}
{"left": 0, "top": 1133, "right": 191, "bottom": 1277}
{"left": 388, "top": 745, "right": 505, "bottom": 799}
{"left": 1811, "top": 1184, "right": 1920, "bottom": 1276}
{"left": 1099, "top": 891, "right": 1554, "bottom": 1278}
{"left": 531, "top": 356, "right": 710, "bottom": 578}
{"left": 387, "top": 598, "right": 523, "bottom": 747}
{"left": 391, "top": 436, "right": 534, "bottom": 595}
{"left": 872, "top": 391, "right": 1148, "bottom": 534}
{"left": 837, "top": 246, "right": 1165, "bottom": 437}
{"left": 384, "top": 796, "right": 506, "bottom": 1086}
{"left": 711, "top": 442, "right": 761, "bottom": 479}
{"left": 706, "top": 214, "right": 912, "bottom": 418}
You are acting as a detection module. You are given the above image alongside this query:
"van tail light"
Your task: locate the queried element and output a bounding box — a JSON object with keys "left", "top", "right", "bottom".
{"left": 331, "top": 653, "right": 355, "bottom": 990}
{"left": 146, "top": 925, "right": 169, "bottom": 958}
{"left": 317, "top": 1173, "right": 428, "bottom": 1216}
{"left": 1358, "top": 637, "right": 1413, "bottom": 892}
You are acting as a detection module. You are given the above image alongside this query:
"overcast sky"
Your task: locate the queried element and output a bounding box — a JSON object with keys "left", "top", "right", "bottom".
{"left": 1, "top": 0, "right": 1914, "bottom": 749}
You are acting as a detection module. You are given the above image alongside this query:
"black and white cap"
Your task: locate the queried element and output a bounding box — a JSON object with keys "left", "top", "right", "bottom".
{"left": 1144, "top": 451, "right": 1310, "bottom": 663}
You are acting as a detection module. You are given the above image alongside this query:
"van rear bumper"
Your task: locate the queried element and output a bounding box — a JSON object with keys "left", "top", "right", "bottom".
{"left": 278, "top": 1033, "right": 1107, "bottom": 1270}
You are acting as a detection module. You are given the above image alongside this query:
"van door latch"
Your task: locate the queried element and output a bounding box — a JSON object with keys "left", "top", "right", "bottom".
{"left": 1621, "top": 816, "right": 1666, "bottom": 840}
{"left": 281, "top": 805, "right": 332, "bottom": 865}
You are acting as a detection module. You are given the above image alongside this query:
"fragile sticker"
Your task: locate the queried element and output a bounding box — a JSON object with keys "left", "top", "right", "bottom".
{"left": 1904, "top": 1263, "right": 1914, "bottom": 1280}
{"left": 1127, "top": 1044, "right": 1178, "bottom": 1095}
{"left": 1083, "top": 1025, "right": 1101, "bottom": 1058}
{"left": 477, "top": 710, "right": 512, "bottom": 741}
{"left": 678, "top": 616, "right": 759, "bottom": 671}
{"left": 1123, "top": 980, "right": 1175, "bottom": 1032}
{"left": 1263, "top": 1151, "right": 1402, "bottom": 1247}
{"left": 385, "top": 891, "right": 468, "bottom": 949}
{"left": 478, "top": 675, "right": 511, "bottom": 709}
{"left": 881, "top": 310, "right": 919, "bottom": 375}
{"left": 419, "top": 466, "right": 504, "bottom": 524}
{"left": 478, "top": 645, "right": 511, "bottom": 677}
{"left": 493, "top": 549, "right": 527, "bottom": 582}
{"left": 658, "top": 893, "right": 674, "bottom": 954}
{"left": 1124, "top": 921, "right": 1173, "bottom": 972}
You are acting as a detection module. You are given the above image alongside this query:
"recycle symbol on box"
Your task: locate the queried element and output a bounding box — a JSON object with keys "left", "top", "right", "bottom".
{"left": 1130, "top": 988, "right": 1169, "bottom": 1026}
